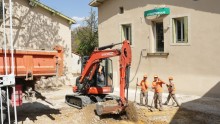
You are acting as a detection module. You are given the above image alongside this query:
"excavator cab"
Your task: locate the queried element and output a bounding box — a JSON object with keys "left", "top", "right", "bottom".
{"left": 96, "top": 59, "right": 113, "bottom": 88}
{"left": 66, "top": 57, "right": 115, "bottom": 108}
{"left": 80, "top": 56, "right": 113, "bottom": 89}
{"left": 81, "top": 56, "right": 113, "bottom": 87}
{"left": 73, "top": 56, "right": 114, "bottom": 94}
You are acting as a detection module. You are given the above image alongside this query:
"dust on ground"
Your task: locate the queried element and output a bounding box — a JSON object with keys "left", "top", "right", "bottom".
{"left": 15, "top": 86, "right": 220, "bottom": 124}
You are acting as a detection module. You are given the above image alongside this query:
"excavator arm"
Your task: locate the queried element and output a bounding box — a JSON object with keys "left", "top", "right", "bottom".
{"left": 119, "top": 40, "right": 132, "bottom": 105}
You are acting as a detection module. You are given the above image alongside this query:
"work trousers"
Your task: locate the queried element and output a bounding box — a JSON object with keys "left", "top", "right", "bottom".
{"left": 140, "top": 91, "right": 148, "bottom": 106}
{"left": 165, "top": 93, "right": 180, "bottom": 106}
{"left": 154, "top": 92, "right": 162, "bottom": 109}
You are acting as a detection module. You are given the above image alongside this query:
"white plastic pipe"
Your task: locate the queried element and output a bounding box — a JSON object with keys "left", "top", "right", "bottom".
{"left": 6, "top": 87, "right": 10, "bottom": 124}
{"left": 13, "top": 86, "right": 17, "bottom": 124}
{"left": 9, "top": 0, "right": 15, "bottom": 75}
{"left": 0, "top": 88, "right": 3, "bottom": 124}
{"left": 9, "top": 0, "right": 17, "bottom": 123}
{"left": 2, "top": 0, "right": 8, "bottom": 75}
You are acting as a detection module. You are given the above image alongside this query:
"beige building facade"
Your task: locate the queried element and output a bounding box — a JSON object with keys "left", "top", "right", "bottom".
{"left": 0, "top": 0, "right": 75, "bottom": 73}
{"left": 90, "top": 0, "right": 220, "bottom": 98}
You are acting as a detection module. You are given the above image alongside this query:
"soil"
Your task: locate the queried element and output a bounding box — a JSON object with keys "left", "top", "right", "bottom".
{"left": 12, "top": 86, "right": 220, "bottom": 124}
{"left": 125, "top": 102, "right": 138, "bottom": 122}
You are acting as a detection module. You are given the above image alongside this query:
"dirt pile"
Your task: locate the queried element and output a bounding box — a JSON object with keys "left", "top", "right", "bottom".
{"left": 80, "top": 104, "right": 100, "bottom": 124}
{"left": 125, "top": 102, "right": 138, "bottom": 122}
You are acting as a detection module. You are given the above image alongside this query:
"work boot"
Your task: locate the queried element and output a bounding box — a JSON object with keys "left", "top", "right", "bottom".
{"left": 159, "top": 107, "right": 163, "bottom": 111}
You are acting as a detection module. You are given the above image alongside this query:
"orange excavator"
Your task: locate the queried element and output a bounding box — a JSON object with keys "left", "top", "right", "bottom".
{"left": 65, "top": 40, "right": 132, "bottom": 115}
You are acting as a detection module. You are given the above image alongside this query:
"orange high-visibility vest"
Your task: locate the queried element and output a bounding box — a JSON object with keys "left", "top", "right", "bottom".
{"left": 140, "top": 80, "right": 148, "bottom": 92}
{"left": 152, "top": 81, "right": 164, "bottom": 93}
{"left": 168, "top": 83, "right": 176, "bottom": 94}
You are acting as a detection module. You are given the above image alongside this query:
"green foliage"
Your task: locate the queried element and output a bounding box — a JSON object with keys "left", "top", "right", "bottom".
{"left": 71, "top": 8, "right": 98, "bottom": 56}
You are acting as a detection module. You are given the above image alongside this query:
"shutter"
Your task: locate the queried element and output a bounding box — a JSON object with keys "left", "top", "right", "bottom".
{"left": 172, "top": 19, "right": 176, "bottom": 43}
{"left": 184, "top": 17, "right": 188, "bottom": 43}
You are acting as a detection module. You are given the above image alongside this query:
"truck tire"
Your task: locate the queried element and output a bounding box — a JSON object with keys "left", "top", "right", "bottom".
{"left": 0, "top": 90, "right": 7, "bottom": 124}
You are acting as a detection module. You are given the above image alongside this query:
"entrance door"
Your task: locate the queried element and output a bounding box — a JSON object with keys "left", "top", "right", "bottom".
{"left": 155, "top": 22, "right": 164, "bottom": 52}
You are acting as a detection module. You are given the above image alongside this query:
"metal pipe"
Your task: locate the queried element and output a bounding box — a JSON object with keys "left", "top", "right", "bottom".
{"left": 13, "top": 86, "right": 17, "bottom": 124}
{"left": 1, "top": 0, "right": 6, "bottom": 123}
{"left": 9, "top": 0, "right": 17, "bottom": 123}
{"left": 0, "top": 88, "right": 3, "bottom": 124}
{"left": 98, "top": 42, "right": 122, "bottom": 50}
{"left": 2, "top": 0, "right": 8, "bottom": 75}
{"left": 126, "top": 66, "right": 130, "bottom": 102}
{"left": 9, "top": 0, "right": 15, "bottom": 75}
{"left": 6, "top": 87, "right": 10, "bottom": 124}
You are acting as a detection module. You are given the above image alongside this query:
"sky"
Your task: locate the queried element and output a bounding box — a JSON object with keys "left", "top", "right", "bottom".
{"left": 40, "top": 0, "right": 97, "bottom": 29}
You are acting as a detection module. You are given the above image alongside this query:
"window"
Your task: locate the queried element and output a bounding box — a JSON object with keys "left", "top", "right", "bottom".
{"left": 155, "top": 22, "right": 164, "bottom": 52}
{"left": 119, "top": 7, "right": 124, "bottom": 14}
{"left": 121, "top": 24, "right": 132, "bottom": 45}
{"left": 173, "top": 17, "right": 188, "bottom": 43}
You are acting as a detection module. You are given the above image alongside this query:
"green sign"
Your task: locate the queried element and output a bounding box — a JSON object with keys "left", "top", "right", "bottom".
{"left": 144, "top": 8, "right": 170, "bottom": 17}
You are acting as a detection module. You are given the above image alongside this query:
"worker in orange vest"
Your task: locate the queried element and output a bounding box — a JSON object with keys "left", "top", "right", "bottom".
{"left": 152, "top": 75, "right": 167, "bottom": 111}
{"left": 164, "top": 77, "right": 180, "bottom": 106}
{"left": 137, "top": 74, "right": 149, "bottom": 106}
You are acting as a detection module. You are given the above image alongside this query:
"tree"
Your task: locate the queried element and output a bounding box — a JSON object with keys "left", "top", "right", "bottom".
{"left": 72, "top": 8, "right": 98, "bottom": 56}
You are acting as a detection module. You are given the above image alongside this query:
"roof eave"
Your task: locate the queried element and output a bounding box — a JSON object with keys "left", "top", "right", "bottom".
{"left": 29, "top": 0, "right": 76, "bottom": 24}
{"left": 89, "top": 0, "right": 105, "bottom": 7}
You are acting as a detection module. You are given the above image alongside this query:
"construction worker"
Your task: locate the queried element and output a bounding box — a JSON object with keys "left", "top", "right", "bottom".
{"left": 152, "top": 75, "right": 167, "bottom": 111}
{"left": 97, "top": 65, "right": 104, "bottom": 83}
{"left": 137, "top": 74, "right": 148, "bottom": 106}
{"left": 164, "top": 77, "right": 180, "bottom": 107}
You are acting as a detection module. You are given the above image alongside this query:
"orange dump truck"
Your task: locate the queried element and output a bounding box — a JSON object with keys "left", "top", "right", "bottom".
{"left": 0, "top": 46, "right": 63, "bottom": 106}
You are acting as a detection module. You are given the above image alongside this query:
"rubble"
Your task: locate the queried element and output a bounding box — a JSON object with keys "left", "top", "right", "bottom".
{"left": 35, "top": 73, "right": 77, "bottom": 90}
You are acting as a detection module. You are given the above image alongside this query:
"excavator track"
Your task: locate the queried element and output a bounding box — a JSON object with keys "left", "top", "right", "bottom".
{"left": 65, "top": 94, "right": 92, "bottom": 109}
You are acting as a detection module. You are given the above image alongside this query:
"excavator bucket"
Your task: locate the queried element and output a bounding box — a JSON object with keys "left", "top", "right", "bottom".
{"left": 96, "top": 100, "right": 124, "bottom": 115}
{"left": 96, "top": 101, "right": 138, "bottom": 122}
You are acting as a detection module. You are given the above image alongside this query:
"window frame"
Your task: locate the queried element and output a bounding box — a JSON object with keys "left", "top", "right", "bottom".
{"left": 170, "top": 15, "right": 191, "bottom": 46}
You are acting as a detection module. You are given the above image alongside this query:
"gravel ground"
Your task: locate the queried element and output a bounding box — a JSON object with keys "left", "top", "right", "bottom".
{"left": 12, "top": 86, "right": 220, "bottom": 124}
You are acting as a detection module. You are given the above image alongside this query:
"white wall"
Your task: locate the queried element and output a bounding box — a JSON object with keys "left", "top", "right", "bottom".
{"left": 70, "top": 53, "right": 81, "bottom": 74}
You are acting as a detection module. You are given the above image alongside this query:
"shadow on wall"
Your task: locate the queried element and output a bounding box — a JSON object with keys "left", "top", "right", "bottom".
{"left": 2, "top": 2, "right": 64, "bottom": 51}
{"left": 170, "top": 81, "right": 220, "bottom": 123}
{"left": 0, "top": 0, "right": 71, "bottom": 72}
{"left": 99, "top": 0, "right": 220, "bottom": 24}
